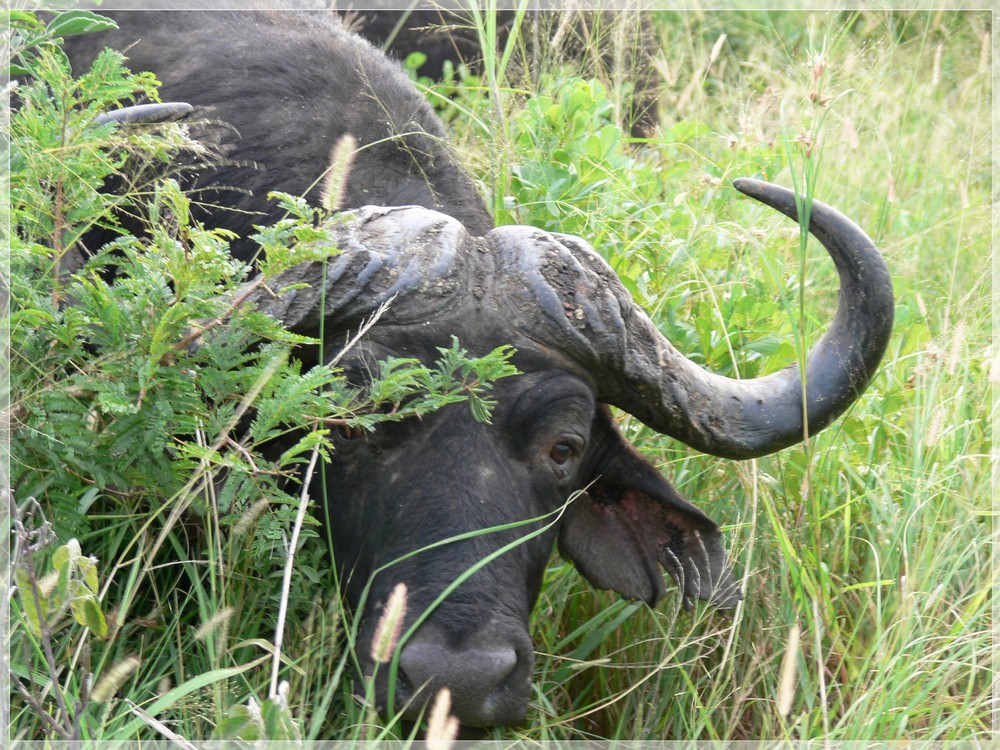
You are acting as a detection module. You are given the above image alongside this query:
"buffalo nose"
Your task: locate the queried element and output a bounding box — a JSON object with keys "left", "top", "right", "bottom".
{"left": 398, "top": 631, "right": 528, "bottom": 726}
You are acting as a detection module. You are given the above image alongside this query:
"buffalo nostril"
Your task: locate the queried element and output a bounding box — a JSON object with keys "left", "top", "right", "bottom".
{"left": 398, "top": 638, "right": 522, "bottom": 725}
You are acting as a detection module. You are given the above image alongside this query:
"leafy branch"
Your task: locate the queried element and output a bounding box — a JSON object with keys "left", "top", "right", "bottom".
{"left": 334, "top": 338, "right": 519, "bottom": 433}
{"left": 8, "top": 15, "right": 518, "bottom": 742}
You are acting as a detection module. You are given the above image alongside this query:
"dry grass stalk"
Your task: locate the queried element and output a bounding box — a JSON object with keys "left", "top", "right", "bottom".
{"left": 777, "top": 622, "right": 800, "bottom": 718}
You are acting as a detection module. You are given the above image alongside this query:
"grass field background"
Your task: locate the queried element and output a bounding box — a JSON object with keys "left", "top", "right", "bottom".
{"left": 7, "top": 6, "right": 993, "bottom": 744}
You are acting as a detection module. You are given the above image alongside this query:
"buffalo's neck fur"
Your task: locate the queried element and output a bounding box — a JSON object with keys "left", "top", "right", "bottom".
{"left": 61, "top": 9, "right": 492, "bottom": 262}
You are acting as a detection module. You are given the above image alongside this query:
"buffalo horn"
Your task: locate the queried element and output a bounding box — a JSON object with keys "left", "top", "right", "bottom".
{"left": 487, "top": 178, "right": 894, "bottom": 459}
{"left": 91, "top": 102, "right": 194, "bottom": 127}
{"left": 247, "top": 181, "right": 893, "bottom": 460}
{"left": 625, "top": 178, "right": 893, "bottom": 458}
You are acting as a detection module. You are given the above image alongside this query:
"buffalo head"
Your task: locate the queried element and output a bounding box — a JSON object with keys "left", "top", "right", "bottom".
{"left": 248, "top": 179, "right": 893, "bottom": 726}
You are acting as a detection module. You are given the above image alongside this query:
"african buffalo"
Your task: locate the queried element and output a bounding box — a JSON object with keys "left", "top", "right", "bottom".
{"left": 63, "top": 8, "right": 894, "bottom": 727}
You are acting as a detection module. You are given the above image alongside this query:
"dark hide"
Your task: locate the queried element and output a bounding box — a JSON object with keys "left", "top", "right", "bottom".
{"left": 62, "top": 7, "right": 893, "bottom": 728}
{"left": 61, "top": 7, "right": 492, "bottom": 263}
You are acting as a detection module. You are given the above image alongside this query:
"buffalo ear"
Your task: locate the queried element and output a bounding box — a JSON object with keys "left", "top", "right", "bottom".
{"left": 558, "top": 409, "right": 742, "bottom": 610}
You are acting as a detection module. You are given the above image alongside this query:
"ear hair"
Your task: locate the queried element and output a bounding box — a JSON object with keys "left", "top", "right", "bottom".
{"left": 558, "top": 409, "right": 742, "bottom": 609}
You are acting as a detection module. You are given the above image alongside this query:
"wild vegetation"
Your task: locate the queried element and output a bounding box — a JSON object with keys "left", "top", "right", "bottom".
{"left": 7, "top": 7, "right": 992, "bottom": 744}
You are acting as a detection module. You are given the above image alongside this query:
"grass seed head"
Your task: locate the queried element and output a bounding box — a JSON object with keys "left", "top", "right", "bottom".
{"left": 321, "top": 133, "right": 358, "bottom": 213}
{"left": 232, "top": 498, "right": 270, "bottom": 537}
{"left": 92, "top": 655, "right": 141, "bottom": 703}
{"left": 194, "top": 605, "right": 234, "bottom": 641}
{"left": 426, "top": 687, "right": 460, "bottom": 750}
{"left": 370, "top": 582, "right": 408, "bottom": 664}
{"left": 932, "top": 42, "right": 944, "bottom": 86}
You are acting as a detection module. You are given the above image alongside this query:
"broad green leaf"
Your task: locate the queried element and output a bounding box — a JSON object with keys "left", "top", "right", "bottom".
{"left": 52, "top": 538, "right": 80, "bottom": 571}
{"left": 80, "top": 556, "right": 100, "bottom": 594}
{"left": 46, "top": 10, "right": 117, "bottom": 37}
{"left": 7, "top": 10, "right": 45, "bottom": 29}
{"left": 262, "top": 699, "right": 301, "bottom": 741}
{"left": 72, "top": 595, "right": 108, "bottom": 637}
{"left": 56, "top": 561, "right": 71, "bottom": 604}
{"left": 212, "top": 705, "right": 262, "bottom": 741}
{"left": 14, "top": 569, "right": 48, "bottom": 636}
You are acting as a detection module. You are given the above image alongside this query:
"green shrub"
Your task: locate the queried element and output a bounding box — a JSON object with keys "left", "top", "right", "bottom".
{"left": 8, "top": 13, "right": 514, "bottom": 742}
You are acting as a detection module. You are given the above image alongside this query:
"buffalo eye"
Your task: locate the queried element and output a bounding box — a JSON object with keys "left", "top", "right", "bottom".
{"left": 549, "top": 443, "right": 574, "bottom": 465}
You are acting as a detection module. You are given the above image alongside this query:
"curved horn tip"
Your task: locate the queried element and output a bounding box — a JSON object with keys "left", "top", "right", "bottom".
{"left": 732, "top": 177, "right": 796, "bottom": 210}
{"left": 732, "top": 176, "right": 779, "bottom": 194}
{"left": 732, "top": 176, "right": 759, "bottom": 193}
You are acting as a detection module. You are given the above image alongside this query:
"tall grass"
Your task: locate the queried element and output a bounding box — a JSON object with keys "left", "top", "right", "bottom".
{"left": 8, "top": 7, "right": 992, "bottom": 744}
{"left": 437, "top": 7, "right": 992, "bottom": 741}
